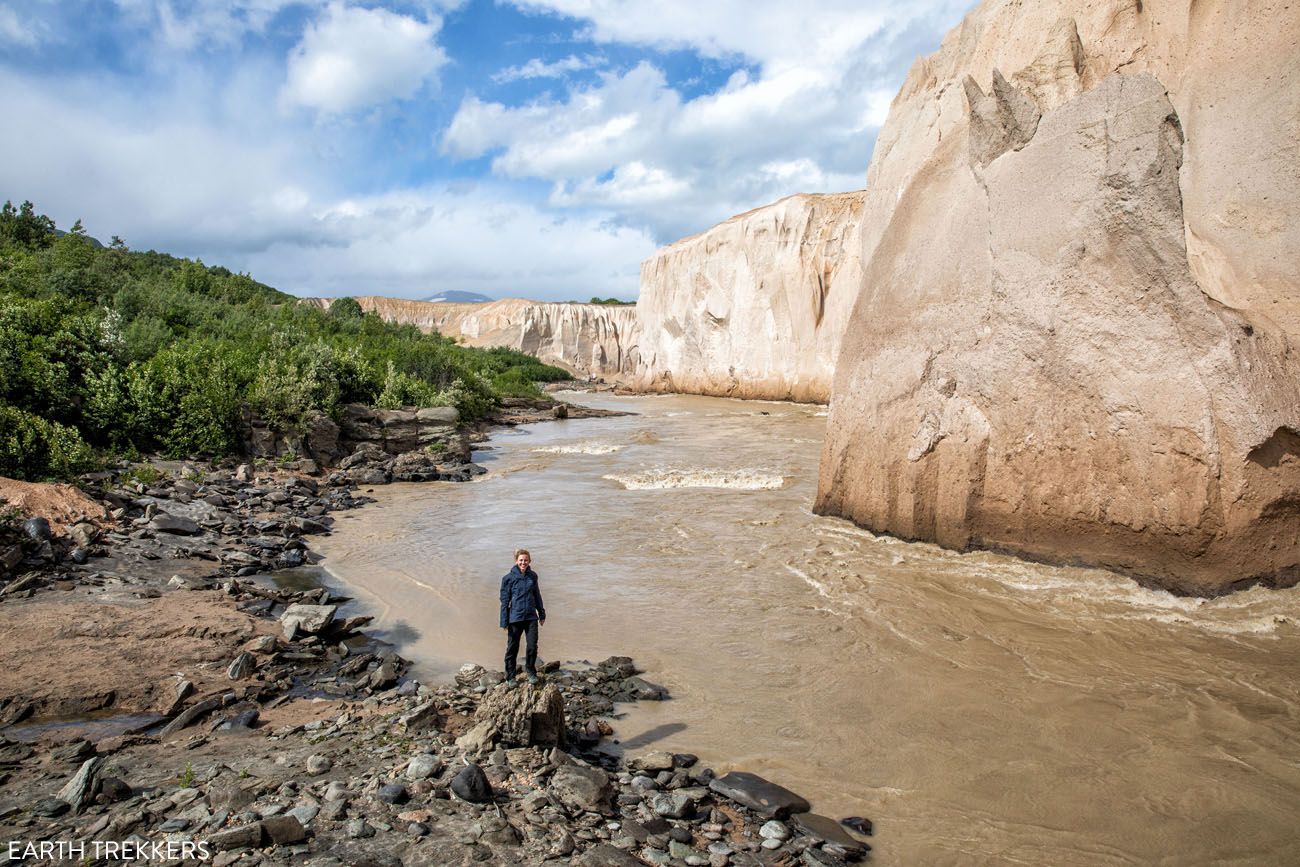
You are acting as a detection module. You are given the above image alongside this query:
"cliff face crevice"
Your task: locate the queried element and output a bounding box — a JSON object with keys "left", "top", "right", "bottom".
{"left": 815, "top": 0, "right": 1300, "bottom": 596}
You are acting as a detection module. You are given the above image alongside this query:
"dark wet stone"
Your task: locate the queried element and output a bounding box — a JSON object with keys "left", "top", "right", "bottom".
{"left": 450, "top": 764, "right": 492, "bottom": 803}
{"left": 792, "top": 813, "right": 869, "bottom": 858}
{"left": 840, "top": 816, "right": 872, "bottom": 837}
{"left": 621, "top": 676, "right": 667, "bottom": 700}
{"left": 95, "top": 777, "right": 133, "bottom": 803}
{"left": 375, "top": 783, "right": 408, "bottom": 805}
{"left": 708, "top": 772, "right": 810, "bottom": 819}
{"left": 261, "top": 814, "right": 307, "bottom": 845}
{"left": 215, "top": 709, "right": 260, "bottom": 731}
{"left": 22, "top": 518, "right": 52, "bottom": 542}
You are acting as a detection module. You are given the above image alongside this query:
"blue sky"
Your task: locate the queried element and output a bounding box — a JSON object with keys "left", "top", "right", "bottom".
{"left": 0, "top": 0, "right": 974, "bottom": 301}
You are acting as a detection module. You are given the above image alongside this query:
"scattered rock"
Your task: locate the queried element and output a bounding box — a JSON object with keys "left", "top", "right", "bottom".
{"left": 280, "top": 603, "right": 337, "bottom": 639}
{"left": 792, "top": 812, "right": 870, "bottom": 857}
{"left": 375, "top": 783, "right": 408, "bottom": 805}
{"left": 22, "top": 517, "right": 53, "bottom": 542}
{"left": 225, "top": 651, "right": 256, "bottom": 680}
{"left": 840, "top": 816, "right": 873, "bottom": 837}
{"left": 622, "top": 676, "right": 668, "bottom": 700}
{"left": 450, "top": 763, "right": 492, "bottom": 803}
{"left": 550, "top": 764, "right": 612, "bottom": 814}
{"left": 261, "top": 814, "right": 308, "bottom": 845}
{"left": 406, "top": 753, "right": 444, "bottom": 781}
{"left": 56, "top": 756, "right": 103, "bottom": 813}
{"left": 708, "top": 771, "right": 810, "bottom": 819}
{"left": 473, "top": 682, "right": 567, "bottom": 748}
{"left": 306, "top": 754, "right": 332, "bottom": 775}
{"left": 149, "top": 513, "right": 202, "bottom": 535}
{"left": 209, "top": 823, "right": 262, "bottom": 851}
{"left": 30, "top": 797, "right": 69, "bottom": 818}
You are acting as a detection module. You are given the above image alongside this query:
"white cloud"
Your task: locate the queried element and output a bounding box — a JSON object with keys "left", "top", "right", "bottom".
{"left": 243, "top": 188, "right": 656, "bottom": 299}
{"left": 443, "top": 0, "right": 973, "bottom": 241}
{"left": 0, "top": 68, "right": 652, "bottom": 301}
{"left": 511, "top": 0, "right": 915, "bottom": 65}
{"left": 109, "top": 0, "right": 322, "bottom": 51}
{"left": 492, "top": 53, "right": 604, "bottom": 83}
{"left": 283, "top": 2, "right": 447, "bottom": 115}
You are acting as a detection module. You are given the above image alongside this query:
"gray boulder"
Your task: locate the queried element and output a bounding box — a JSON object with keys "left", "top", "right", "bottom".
{"left": 549, "top": 764, "right": 611, "bottom": 814}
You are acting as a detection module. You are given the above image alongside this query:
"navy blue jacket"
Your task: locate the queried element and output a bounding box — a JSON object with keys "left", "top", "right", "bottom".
{"left": 499, "top": 565, "right": 545, "bottom": 627}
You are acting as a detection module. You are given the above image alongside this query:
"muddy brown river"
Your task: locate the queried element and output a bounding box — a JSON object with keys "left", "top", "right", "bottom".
{"left": 312, "top": 392, "right": 1300, "bottom": 865}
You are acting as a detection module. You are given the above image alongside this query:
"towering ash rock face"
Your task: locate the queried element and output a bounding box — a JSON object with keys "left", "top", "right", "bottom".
{"left": 816, "top": 0, "right": 1300, "bottom": 594}
{"left": 628, "top": 192, "right": 864, "bottom": 403}
{"left": 311, "top": 297, "right": 641, "bottom": 380}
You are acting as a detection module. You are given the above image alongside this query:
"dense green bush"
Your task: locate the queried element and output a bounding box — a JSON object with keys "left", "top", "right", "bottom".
{"left": 0, "top": 404, "right": 98, "bottom": 480}
{"left": 0, "top": 200, "right": 570, "bottom": 478}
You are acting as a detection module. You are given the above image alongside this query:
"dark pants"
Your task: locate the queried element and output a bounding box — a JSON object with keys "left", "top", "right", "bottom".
{"left": 504, "top": 619, "right": 538, "bottom": 679}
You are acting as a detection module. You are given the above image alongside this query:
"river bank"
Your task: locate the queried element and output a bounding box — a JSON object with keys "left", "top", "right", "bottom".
{"left": 0, "top": 396, "right": 871, "bottom": 866}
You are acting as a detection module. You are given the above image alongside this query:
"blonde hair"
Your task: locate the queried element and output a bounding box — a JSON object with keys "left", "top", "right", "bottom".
{"left": 515, "top": 548, "right": 531, "bottom": 559}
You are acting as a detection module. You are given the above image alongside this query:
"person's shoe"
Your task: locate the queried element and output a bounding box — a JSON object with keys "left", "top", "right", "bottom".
{"left": 503, "top": 676, "right": 517, "bottom": 690}
{"left": 527, "top": 673, "right": 540, "bottom": 685}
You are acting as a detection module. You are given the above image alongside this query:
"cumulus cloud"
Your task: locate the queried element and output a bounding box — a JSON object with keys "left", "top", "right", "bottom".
{"left": 243, "top": 189, "right": 656, "bottom": 299}
{"left": 283, "top": 2, "right": 447, "bottom": 115}
{"left": 444, "top": 0, "right": 973, "bottom": 241}
{"left": 0, "top": 66, "right": 651, "bottom": 300}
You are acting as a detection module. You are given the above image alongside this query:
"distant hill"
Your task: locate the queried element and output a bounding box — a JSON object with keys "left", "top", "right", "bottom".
{"left": 424, "top": 290, "right": 493, "bottom": 304}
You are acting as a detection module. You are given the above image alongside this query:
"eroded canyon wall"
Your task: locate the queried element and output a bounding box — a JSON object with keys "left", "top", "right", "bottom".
{"left": 626, "top": 192, "right": 864, "bottom": 403}
{"left": 313, "top": 297, "right": 641, "bottom": 380}
{"left": 815, "top": 0, "right": 1300, "bottom": 594}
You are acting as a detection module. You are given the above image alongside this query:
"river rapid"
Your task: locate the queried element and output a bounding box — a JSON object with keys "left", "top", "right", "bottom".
{"left": 312, "top": 392, "right": 1300, "bottom": 865}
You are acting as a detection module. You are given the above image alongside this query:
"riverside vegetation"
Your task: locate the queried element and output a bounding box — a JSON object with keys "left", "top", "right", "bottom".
{"left": 0, "top": 200, "right": 570, "bottom": 481}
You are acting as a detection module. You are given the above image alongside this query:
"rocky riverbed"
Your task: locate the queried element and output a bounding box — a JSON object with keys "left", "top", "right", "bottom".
{"left": 0, "top": 402, "right": 870, "bottom": 865}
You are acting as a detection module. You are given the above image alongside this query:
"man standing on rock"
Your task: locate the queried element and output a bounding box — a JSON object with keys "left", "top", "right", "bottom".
{"left": 499, "top": 548, "right": 545, "bottom": 685}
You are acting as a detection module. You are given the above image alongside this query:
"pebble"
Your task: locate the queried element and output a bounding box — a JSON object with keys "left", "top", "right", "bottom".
{"left": 405, "top": 753, "right": 442, "bottom": 780}
{"left": 286, "top": 805, "right": 319, "bottom": 826}
{"left": 375, "top": 783, "right": 408, "bottom": 804}
{"left": 306, "top": 754, "right": 332, "bottom": 775}
{"left": 346, "top": 818, "right": 374, "bottom": 839}
{"left": 761, "top": 819, "right": 791, "bottom": 840}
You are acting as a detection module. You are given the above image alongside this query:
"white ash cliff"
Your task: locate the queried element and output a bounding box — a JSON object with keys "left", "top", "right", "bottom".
{"left": 815, "top": 0, "right": 1300, "bottom": 595}
{"left": 310, "top": 297, "right": 641, "bottom": 380}
{"left": 625, "top": 192, "right": 864, "bottom": 403}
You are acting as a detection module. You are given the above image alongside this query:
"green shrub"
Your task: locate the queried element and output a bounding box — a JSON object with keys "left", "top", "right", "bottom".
{"left": 0, "top": 404, "right": 98, "bottom": 480}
